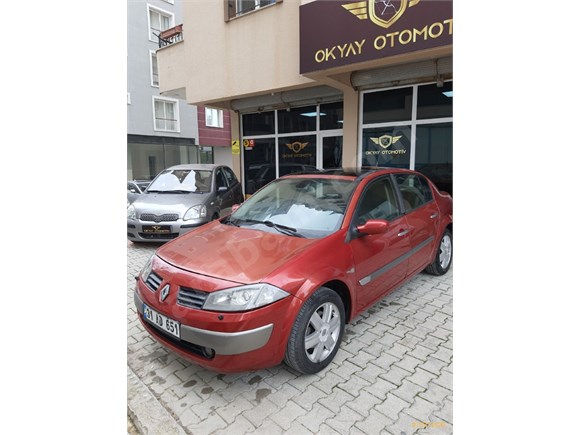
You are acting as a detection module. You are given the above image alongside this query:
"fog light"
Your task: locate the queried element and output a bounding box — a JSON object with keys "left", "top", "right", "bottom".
{"left": 202, "top": 347, "right": 215, "bottom": 359}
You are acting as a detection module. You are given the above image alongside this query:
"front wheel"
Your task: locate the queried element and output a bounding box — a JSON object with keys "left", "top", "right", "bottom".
{"left": 284, "top": 287, "right": 345, "bottom": 374}
{"left": 425, "top": 229, "right": 452, "bottom": 276}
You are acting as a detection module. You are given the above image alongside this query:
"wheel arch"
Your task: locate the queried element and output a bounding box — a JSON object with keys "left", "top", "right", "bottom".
{"left": 320, "top": 280, "right": 353, "bottom": 324}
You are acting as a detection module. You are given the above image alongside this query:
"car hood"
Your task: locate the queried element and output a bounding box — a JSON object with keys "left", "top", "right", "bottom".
{"left": 132, "top": 192, "right": 211, "bottom": 215}
{"left": 156, "top": 221, "right": 318, "bottom": 285}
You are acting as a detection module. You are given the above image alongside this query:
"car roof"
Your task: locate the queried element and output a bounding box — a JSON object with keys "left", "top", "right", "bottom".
{"left": 282, "top": 167, "right": 418, "bottom": 182}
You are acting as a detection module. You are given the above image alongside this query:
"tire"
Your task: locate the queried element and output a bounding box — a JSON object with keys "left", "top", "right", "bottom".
{"left": 284, "top": 287, "right": 345, "bottom": 374}
{"left": 425, "top": 229, "right": 452, "bottom": 276}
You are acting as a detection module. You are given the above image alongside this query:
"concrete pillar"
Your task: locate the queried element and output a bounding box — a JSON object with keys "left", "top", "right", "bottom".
{"left": 341, "top": 87, "right": 359, "bottom": 170}
{"left": 229, "top": 110, "right": 242, "bottom": 180}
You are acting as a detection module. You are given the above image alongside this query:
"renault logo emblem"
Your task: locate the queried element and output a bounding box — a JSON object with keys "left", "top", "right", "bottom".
{"left": 160, "top": 284, "right": 170, "bottom": 302}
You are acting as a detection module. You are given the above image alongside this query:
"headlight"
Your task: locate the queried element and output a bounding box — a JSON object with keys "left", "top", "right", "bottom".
{"left": 127, "top": 204, "right": 136, "bottom": 219}
{"left": 140, "top": 255, "right": 154, "bottom": 282}
{"left": 203, "top": 284, "right": 289, "bottom": 312}
{"left": 183, "top": 204, "right": 207, "bottom": 221}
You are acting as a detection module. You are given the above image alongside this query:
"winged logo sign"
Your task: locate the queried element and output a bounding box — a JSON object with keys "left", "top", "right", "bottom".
{"left": 285, "top": 142, "right": 309, "bottom": 153}
{"left": 342, "top": 0, "right": 421, "bottom": 30}
{"left": 371, "top": 135, "right": 402, "bottom": 149}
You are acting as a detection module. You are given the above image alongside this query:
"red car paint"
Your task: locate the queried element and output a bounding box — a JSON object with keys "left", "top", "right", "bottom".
{"left": 134, "top": 169, "right": 452, "bottom": 373}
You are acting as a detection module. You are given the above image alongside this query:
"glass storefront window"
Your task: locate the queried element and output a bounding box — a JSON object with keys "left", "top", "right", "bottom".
{"left": 322, "top": 136, "right": 343, "bottom": 169}
{"left": 199, "top": 147, "right": 214, "bottom": 164}
{"left": 362, "top": 126, "right": 411, "bottom": 168}
{"left": 363, "top": 87, "right": 413, "bottom": 124}
{"left": 415, "top": 122, "right": 453, "bottom": 195}
{"left": 417, "top": 82, "right": 453, "bottom": 119}
{"left": 243, "top": 138, "right": 276, "bottom": 195}
{"left": 320, "top": 102, "right": 344, "bottom": 130}
{"left": 278, "top": 135, "right": 317, "bottom": 174}
{"left": 242, "top": 111, "right": 275, "bottom": 136}
{"left": 277, "top": 106, "right": 317, "bottom": 133}
{"left": 128, "top": 143, "right": 199, "bottom": 180}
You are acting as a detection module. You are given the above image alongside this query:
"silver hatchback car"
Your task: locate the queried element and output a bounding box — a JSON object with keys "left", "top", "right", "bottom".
{"left": 127, "top": 164, "right": 244, "bottom": 242}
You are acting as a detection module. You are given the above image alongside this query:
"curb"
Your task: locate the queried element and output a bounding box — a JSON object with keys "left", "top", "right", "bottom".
{"left": 127, "top": 366, "right": 187, "bottom": 435}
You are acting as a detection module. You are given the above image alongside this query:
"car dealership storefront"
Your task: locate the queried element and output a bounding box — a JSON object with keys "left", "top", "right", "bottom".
{"left": 157, "top": 0, "right": 453, "bottom": 195}
{"left": 236, "top": 0, "right": 453, "bottom": 196}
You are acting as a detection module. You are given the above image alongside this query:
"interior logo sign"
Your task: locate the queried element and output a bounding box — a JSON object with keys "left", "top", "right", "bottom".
{"left": 371, "top": 135, "right": 402, "bottom": 149}
{"left": 343, "top": 0, "right": 421, "bottom": 30}
{"left": 285, "top": 142, "right": 309, "bottom": 153}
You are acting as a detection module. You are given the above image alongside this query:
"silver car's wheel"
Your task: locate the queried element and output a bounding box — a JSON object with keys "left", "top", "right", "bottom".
{"left": 304, "top": 302, "right": 341, "bottom": 363}
{"left": 284, "top": 287, "right": 345, "bottom": 374}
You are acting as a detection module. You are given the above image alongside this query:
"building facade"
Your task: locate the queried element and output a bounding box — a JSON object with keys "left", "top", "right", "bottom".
{"left": 128, "top": 0, "right": 232, "bottom": 181}
{"left": 157, "top": 0, "right": 452, "bottom": 195}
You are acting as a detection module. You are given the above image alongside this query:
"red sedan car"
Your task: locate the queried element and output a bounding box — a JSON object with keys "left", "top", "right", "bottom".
{"left": 134, "top": 168, "right": 452, "bottom": 374}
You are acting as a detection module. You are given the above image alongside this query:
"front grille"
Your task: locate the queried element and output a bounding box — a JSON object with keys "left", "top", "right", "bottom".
{"left": 145, "top": 271, "right": 163, "bottom": 291}
{"left": 140, "top": 213, "right": 179, "bottom": 223}
{"left": 138, "top": 233, "right": 179, "bottom": 240}
{"left": 177, "top": 286, "right": 208, "bottom": 309}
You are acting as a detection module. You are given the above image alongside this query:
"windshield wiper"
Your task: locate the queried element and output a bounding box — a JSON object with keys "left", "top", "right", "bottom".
{"left": 150, "top": 189, "right": 194, "bottom": 194}
{"left": 233, "top": 218, "right": 305, "bottom": 238}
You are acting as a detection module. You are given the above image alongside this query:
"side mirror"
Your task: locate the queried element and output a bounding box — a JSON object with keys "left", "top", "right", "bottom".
{"left": 231, "top": 204, "right": 241, "bottom": 213}
{"left": 356, "top": 219, "right": 389, "bottom": 236}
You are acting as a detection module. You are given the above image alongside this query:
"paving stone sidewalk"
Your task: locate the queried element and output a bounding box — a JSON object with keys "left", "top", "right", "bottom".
{"left": 127, "top": 241, "right": 453, "bottom": 434}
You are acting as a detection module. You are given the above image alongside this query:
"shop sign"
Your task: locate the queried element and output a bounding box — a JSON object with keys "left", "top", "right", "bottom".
{"left": 300, "top": 0, "right": 453, "bottom": 74}
{"left": 231, "top": 140, "right": 240, "bottom": 155}
{"left": 243, "top": 139, "right": 255, "bottom": 150}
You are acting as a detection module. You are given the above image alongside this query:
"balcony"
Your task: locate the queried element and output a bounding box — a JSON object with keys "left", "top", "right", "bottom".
{"left": 157, "top": 24, "right": 183, "bottom": 48}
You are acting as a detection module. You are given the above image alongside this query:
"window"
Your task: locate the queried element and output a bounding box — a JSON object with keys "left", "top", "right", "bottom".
{"left": 363, "top": 87, "right": 413, "bottom": 124}
{"left": 319, "top": 102, "right": 344, "bottom": 130}
{"left": 277, "top": 106, "right": 317, "bottom": 134}
{"left": 153, "top": 97, "right": 179, "bottom": 132}
{"left": 216, "top": 169, "right": 228, "bottom": 190}
{"left": 355, "top": 177, "right": 400, "bottom": 225}
{"left": 150, "top": 51, "right": 159, "bottom": 87}
{"left": 148, "top": 5, "right": 174, "bottom": 41}
{"left": 415, "top": 122, "right": 452, "bottom": 195}
{"left": 242, "top": 111, "right": 275, "bottom": 136}
{"left": 394, "top": 174, "right": 430, "bottom": 212}
{"left": 223, "top": 167, "right": 237, "bottom": 186}
{"left": 226, "top": 0, "right": 278, "bottom": 20}
{"left": 362, "top": 126, "right": 411, "bottom": 169}
{"left": 205, "top": 107, "right": 224, "bottom": 128}
{"left": 200, "top": 147, "right": 214, "bottom": 164}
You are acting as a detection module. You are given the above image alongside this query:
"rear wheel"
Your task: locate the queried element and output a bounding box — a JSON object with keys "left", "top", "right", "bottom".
{"left": 425, "top": 229, "right": 452, "bottom": 275}
{"left": 284, "top": 287, "right": 345, "bottom": 374}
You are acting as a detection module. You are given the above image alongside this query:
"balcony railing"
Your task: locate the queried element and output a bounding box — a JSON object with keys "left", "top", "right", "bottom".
{"left": 157, "top": 24, "right": 183, "bottom": 48}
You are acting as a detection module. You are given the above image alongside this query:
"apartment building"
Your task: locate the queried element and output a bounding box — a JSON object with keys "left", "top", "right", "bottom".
{"left": 157, "top": 0, "right": 452, "bottom": 195}
{"left": 127, "top": 0, "right": 233, "bottom": 181}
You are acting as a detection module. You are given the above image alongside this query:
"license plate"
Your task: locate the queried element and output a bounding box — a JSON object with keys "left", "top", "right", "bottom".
{"left": 143, "top": 304, "right": 180, "bottom": 338}
{"left": 142, "top": 225, "right": 171, "bottom": 234}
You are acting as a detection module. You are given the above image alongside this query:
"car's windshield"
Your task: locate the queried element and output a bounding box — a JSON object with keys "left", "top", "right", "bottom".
{"left": 147, "top": 169, "right": 212, "bottom": 193}
{"left": 230, "top": 177, "right": 356, "bottom": 238}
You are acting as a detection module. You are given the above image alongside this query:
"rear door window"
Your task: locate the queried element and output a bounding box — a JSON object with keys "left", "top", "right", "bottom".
{"left": 394, "top": 173, "right": 432, "bottom": 212}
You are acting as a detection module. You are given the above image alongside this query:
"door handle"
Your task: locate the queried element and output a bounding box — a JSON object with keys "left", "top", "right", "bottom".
{"left": 397, "top": 229, "right": 410, "bottom": 237}
{"left": 430, "top": 213, "right": 439, "bottom": 219}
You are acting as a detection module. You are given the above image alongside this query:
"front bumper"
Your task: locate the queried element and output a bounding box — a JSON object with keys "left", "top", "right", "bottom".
{"left": 134, "top": 292, "right": 273, "bottom": 355}
{"left": 133, "top": 260, "right": 303, "bottom": 372}
{"left": 127, "top": 218, "right": 207, "bottom": 242}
